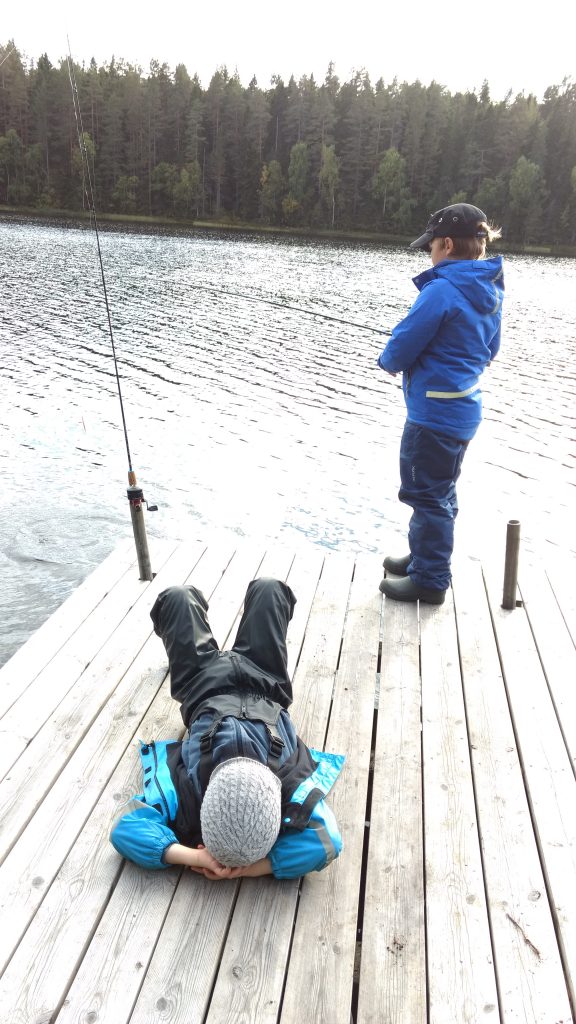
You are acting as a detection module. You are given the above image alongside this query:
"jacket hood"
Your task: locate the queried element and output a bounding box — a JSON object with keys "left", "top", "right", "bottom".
{"left": 413, "top": 255, "right": 504, "bottom": 316}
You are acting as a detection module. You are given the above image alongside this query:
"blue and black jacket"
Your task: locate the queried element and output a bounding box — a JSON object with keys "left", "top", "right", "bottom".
{"left": 110, "top": 710, "right": 344, "bottom": 880}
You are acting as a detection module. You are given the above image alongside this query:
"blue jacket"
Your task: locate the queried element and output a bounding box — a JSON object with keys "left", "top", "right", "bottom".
{"left": 110, "top": 721, "right": 344, "bottom": 880}
{"left": 378, "top": 256, "right": 504, "bottom": 440}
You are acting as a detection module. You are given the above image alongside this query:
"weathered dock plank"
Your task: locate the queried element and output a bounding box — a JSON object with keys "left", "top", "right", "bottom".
{"left": 420, "top": 590, "right": 499, "bottom": 1022}
{"left": 280, "top": 553, "right": 381, "bottom": 1024}
{"left": 358, "top": 592, "right": 425, "bottom": 1024}
{"left": 484, "top": 564, "right": 576, "bottom": 1011}
{"left": 546, "top": 567, "right": 576, "bottom": 650}
{"left": 519, "top": 566, "right": 576, "bottom": 768}
{"left": 454, "top": 563, "right": 572, "bottom": 1023}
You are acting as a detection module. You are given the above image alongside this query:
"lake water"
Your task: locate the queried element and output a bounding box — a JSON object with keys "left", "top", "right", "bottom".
{"left": 1, "top": 216, "right": 575, "bottom": 666}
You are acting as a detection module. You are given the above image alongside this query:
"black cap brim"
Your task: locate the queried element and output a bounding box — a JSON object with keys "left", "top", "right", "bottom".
{"left": 409, "top": 229, "right": 434, "bottom": 250}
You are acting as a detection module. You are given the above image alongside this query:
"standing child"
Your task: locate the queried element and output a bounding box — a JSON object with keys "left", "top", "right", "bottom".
{"left": 377, "top": 203, "right": 503, "bottom": 603}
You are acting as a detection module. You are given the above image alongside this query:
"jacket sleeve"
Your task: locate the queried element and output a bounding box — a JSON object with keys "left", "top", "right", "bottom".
{"left": 268, "top": 799, "right": 342, "bottom": 880}
{"left": 378, "top": 281, "right": 450, "bottom": 373}
{"left": 110, "top": 804, "right": 180, "bottom": 870}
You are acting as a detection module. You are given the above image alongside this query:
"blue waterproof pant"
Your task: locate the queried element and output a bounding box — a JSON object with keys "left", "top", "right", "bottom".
{"left": 398, "top": 421, "right": 469, "bottom": 591}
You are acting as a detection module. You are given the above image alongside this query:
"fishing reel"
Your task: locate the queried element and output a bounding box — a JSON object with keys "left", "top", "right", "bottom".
{"left": 127, "top": 483, "right": 158, "bottom": 512}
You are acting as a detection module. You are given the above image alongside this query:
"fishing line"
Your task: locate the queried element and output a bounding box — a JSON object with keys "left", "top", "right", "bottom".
{"left": 188, "top": 284, "right": 399, "bottom": 386}
{"left": 66, "top": 41, "right": 134, "bottom": 474}
{"left": 189, "top": 284, "right": 391, "bottom": 336}
{"left": 0, "top": 45, "right": 17, "bottom": 70}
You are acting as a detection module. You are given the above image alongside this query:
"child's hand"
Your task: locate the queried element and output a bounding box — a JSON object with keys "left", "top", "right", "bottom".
{"left": 192, "top": 847, "right": 273, "bottom": 880}
{"left": 165, "top": 843, "right": 272, "bottom": 880}
{"left": 224, "top": 858, "right": 273, "bottom": 878}
{"left": 164, "top": 841, "right": 231, "bottom": 878}
{"left": 190, "top": 844, "right": 234, "bottom": 879}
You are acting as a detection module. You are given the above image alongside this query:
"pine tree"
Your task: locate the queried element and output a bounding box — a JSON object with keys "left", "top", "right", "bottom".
{"left": 318, "top": 143, "right": 339, "bottom": 227}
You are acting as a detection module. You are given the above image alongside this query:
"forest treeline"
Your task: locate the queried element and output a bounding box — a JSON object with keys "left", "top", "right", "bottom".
{"left": 1, "top": 40, "right": 576, "bottom": 245}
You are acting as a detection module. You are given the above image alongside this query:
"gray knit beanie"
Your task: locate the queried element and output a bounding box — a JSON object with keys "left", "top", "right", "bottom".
{"left": 200, "top": 757, "right": 282, "bottom": 867}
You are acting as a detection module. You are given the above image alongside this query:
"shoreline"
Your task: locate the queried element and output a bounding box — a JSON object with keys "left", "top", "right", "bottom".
{"left": 1, "top": 204, "right": 575, "bottom": 257}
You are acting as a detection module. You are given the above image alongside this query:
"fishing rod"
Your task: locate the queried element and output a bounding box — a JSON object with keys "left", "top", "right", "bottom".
{"left": 0, "top": 44, "right": 17, "bottom": 70}
{"left": 189, "top": 284, "right": 392, "bottom": 336}
{"left": 66, "top": 41, "right": 155, "bottom": 581}
{"left": 190, "top": 283, "right": 400, "bottom": 385}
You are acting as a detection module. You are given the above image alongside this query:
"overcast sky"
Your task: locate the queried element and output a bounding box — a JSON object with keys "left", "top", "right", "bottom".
{"left": 4, "top": 0, "right": 574, "bottom": 100}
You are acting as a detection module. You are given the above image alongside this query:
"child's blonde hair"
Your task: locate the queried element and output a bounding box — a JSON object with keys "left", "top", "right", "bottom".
{"left": 443, "top": 221, "right": 502, "bottom": 260}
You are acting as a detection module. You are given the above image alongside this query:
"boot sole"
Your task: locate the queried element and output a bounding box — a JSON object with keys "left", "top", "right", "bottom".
{"left": 379, "top": 579, "right": 446, "bottom": 604}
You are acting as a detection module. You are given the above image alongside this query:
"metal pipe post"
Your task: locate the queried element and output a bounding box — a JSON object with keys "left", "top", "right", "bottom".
{"left": 501, "top": 520, "right": 521, "bottom": 609}
{"left": 127, "top": 471, "right": 154, "bottom": 581}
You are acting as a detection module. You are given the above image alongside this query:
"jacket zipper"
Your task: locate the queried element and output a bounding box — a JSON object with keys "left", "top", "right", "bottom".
{"left": 229, "top": 653, "right": 247, "bottom": 718}
{"left": 151, "top": 742, "right": 170, "bottom": 819}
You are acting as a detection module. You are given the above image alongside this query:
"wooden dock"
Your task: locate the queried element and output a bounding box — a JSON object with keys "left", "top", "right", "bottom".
{"left": 0, "top": 537, "right": 575, "bottom": 1024}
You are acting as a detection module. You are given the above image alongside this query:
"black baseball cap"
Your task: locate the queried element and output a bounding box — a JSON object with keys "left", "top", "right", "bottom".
{"left": 410, "top": 203, "right": 488, "bottom": 250}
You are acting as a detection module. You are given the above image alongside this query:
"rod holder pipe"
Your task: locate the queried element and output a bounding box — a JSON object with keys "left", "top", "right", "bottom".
{"left": 502, "top": 520, "right": 521, "bottom": 609}
{"left": 127, "top": 472, "right": 153, "bottom": 581}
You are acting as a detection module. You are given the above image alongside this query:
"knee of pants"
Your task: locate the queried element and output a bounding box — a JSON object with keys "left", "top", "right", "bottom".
{"left": 163, "top": 585, "right": 208, "bottom": 606}
{"left": 246, "top": 577, "right": 279, "bottom": 597}
{"left": 160, "top": 585, "right": 187, "bottom": 601}
{"left": 246, "top": 577, "right": 296, "bottom": 614}
{"left": 150, "top": 585, "right": 208, "bottom": 633}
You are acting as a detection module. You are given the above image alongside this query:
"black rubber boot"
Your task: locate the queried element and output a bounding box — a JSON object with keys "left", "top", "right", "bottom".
{"left": 379, "top": 576, "right": 446, "bottom": 605}
{"left": 382, "top": 554, "right": 411, "bottom": 576}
